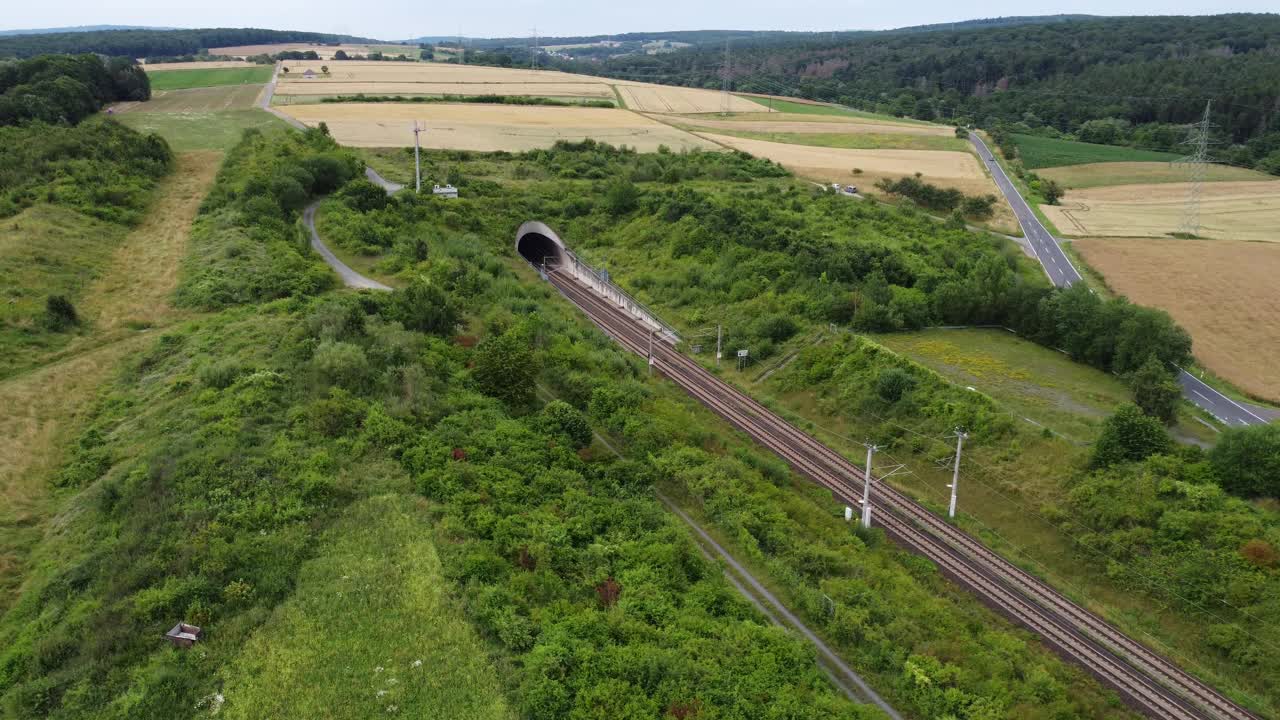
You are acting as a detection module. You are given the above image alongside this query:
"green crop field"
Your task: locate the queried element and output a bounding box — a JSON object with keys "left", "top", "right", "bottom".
{"left": 146, "top": 66, "right": 274, "bottom": 91}
{"left": 739, "top": 95, "right": 936, "bottom": 124}
{"left": 116, "top": 109, "right": 290, "bottom": 151}
{"left": 1012, "top": 133, "right": 1181, "bottom": 169}
{"left": 695, "top": 127, "right": 969, "bottom": 152}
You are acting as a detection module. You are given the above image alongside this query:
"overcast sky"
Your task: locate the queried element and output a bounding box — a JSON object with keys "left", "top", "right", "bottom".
{"left": 5, "top": 0, "right": 1276, "bottom": 40}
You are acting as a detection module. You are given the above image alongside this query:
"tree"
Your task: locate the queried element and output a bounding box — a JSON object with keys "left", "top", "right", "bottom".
{"left": 603, "top": 177, "right": 638, "bottom": 215}
{"left": 1091, "top": 403, "right": 1172, "bottom": 468}
{"left": 954, "top": 126, "right": 969, "bottom": 139}
{"left": 333, "top": 50, "right": 349, "bottom": 60}
{"left": 1127, "top": 356, "right": 1181, "bottom": 424}
{"left": 1042, "top": 179, "right": 1064, "bottom": 205}
{"left": 541, "top": 400, "right": 592, "bottom": 448}
{"left": 473, "top": 328, "right": 538, "bottom": 408}
{"left": 1209, "top": 424, "right": 1280, "bottom": 498}
{"left": 388, "top": 278, "right": 458, "bottom": 336}
{"left": 320, "top": 65, "right": 330, "bottom": 75}
{"left": 281, "top": 67, "right": 289, "bottom": 74}
{"left": 338, "top": 178, "right": 389, "bottom": 212}
{"left": 875, "top": 367, "right": 915, "bottom": 403}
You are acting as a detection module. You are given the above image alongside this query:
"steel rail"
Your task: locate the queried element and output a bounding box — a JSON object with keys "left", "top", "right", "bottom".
{"left": 547, "top": 270, "right": 1257, "bottom": 720}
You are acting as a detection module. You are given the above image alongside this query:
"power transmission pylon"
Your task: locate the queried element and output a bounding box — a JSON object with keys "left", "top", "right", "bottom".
{"left": 1176, "top": 100, "right": 1214, "bottom": 237}
{"left": 531, "top": 27, "right": 539, "bottom": 70}
{"left": 412, "top": 121, "right": 423, "bottom": 193}
{"left": 721, "top": 38, "right": 731, "bottom": 115}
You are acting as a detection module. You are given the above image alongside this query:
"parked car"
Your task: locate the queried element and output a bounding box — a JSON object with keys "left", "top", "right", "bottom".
{"left": 843, "top": 185, "right": 858, "bottom": 194}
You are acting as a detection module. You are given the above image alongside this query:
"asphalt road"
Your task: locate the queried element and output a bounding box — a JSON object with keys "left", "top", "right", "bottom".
{"left": 969, "top": 132, "right": 1274, "bottom": 426}
{"left": 302, "top": 203, "right": 391, "bottom": 291}
{"left": 969, "top": 133, "right": 1082, "bottom": 288}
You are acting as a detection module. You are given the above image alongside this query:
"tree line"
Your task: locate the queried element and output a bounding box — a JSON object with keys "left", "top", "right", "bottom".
{"left": 0, "top": 53, "right": 149, "bottom": 127}
{"left": 0, "top": 28, "right": 375, "bottom": 59}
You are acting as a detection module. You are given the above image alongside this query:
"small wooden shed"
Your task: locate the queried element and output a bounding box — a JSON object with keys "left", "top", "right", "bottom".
{"left": 165, "top": 622, "right": 202, "bottom": 648}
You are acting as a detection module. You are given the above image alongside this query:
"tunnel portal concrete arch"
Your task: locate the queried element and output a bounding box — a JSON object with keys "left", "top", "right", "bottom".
{"left": 516, "top": 221, "right": 569, "bottom": 270}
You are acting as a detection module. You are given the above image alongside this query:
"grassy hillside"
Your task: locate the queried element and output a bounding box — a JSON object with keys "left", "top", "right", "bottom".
{"left": 146, "top": 66, "right": 273, "bottom": 91}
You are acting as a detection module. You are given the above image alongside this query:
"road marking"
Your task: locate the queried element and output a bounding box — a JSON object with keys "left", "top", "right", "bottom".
{"left": 1177, "top": 367, "right": 1268, "bottom": 424}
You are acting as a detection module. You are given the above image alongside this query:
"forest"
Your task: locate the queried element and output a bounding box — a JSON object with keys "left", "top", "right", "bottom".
{"left": 0, "top": 28, "right": 375, "bottom": 60}
{"left": 527, "top": 14, "right": 1280, "bottom": 173}
{"left": 0, "top": 54, "right": 149, "bottom": 127}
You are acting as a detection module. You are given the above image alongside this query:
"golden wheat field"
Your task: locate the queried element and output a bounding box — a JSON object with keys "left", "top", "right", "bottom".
{"left": 276, "top": 81, "right": 615, "bottom": 98}
{"left": 700, "top": 133, "right": 988, "bottom": 188}
{"left": 665, "top": 115, "right": 954, "bottom": 136}
{"left": 614, "top": 84, "right": 762, "bottom": 113}
{"left": 211, "top": 43, "right": 416, "bottom": 59}
{"left": 1039, "top": 161, "right": 1273, "bottom": 189}
{"left": 280, "top": 103, "right": 719, "bottom": 152}
{"left": 141, "top": 60, "right": 256, "bottom": 71}
{"left": 1044, "top": 181, "right": 1280, "bottom": 241}
{"left": 278, "top": 61, "right": 596, "bottom": 85}
{"left": 1074, "top": 237, "right": 1280, "bottom": 400}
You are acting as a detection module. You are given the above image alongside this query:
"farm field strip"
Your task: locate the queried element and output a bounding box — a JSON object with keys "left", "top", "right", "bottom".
{"left": 279, "top": 103, "right": 718, "bottom": 152}
{"left": 664, "top": 115, "right": 955, "bottom": 135}
{"left": 211, "top": 43, "right": 418, "bottom": 59}
{"left": 145, "top": 66, "right": 274, "bottom": 91}
{"left": 1044, "top": 181, "right": 1280, "bottom": 242}
{"left": 274, "top": 81, "right": 615, "bottom": 98}
{"left": 1073, "top": 237, "right": 1280, "bottom": 401}
{"left": 616, "top": 83, "right": 763, "bottom": 113}
{"left": 141, "top": 60, "right": 257, "bottom": 71}
{"left": 1040, "top": 161, "right": 1277, "bottom": 189}
{"left": 111, "top": 84, "right": 264, "bottom": 113}
{"left": 686, "top": 127, "right": 969, "bottom": 152}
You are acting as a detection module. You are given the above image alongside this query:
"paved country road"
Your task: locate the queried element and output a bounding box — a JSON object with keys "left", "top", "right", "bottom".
{"left": 302, "top": 203, "right": 391, "bottom": 291}
{"left": 970, "top": 133, "right": 1082, "bottom": 288}
{"left": 970, "top": 132, "right": 1273, "bottom": 426}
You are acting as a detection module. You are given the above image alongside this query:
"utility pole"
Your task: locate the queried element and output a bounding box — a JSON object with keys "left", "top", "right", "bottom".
{"left": 715, "top": 324, "right": 722, "bottom": 366}
{"left": 947, "top": 429, "right": 968, "bottom": 519}
{"left": 458, "top": 30, "right": 464, "bottom": 64}
{"left": 412, "top": 121, "right": 422, "bottom": 193}
{"left": 1177, "top": 100, "right": 1213, "bottom": 237}
{"left": 531, "top": 27, "right": 538, "bottom": 70}
{"left": 860, "top": 443, "right": 879, "bottom": 528}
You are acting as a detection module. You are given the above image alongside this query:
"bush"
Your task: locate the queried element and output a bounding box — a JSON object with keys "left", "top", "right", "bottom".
{"left": 1127, "top": 356, "right": 1181, "bottom": 424}
{"left": 1091, "top": 403, "right": 1172, "bottom": 467}
{"left": 540, "top": 400, "right": 593, "bottom": 448}
{"left": 43, "top": 295, "right": 78, "bottom": 331}
{"left": 875, "top": 367, "right": 916, "bottom": 403}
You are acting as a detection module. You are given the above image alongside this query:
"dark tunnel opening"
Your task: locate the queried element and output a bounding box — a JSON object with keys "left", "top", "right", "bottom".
{"left": 517, "top": 232, "right": 565, "bottom": 269}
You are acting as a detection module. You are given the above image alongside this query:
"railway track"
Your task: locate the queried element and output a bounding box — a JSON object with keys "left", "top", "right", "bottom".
{"left": 545, "top": 267, "right": 1261, "bottom": 720}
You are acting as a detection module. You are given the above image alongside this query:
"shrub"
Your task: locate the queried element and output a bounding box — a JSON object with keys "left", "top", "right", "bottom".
{"left": 1209, "top": 424, "right": 1280, "bottom": 498}
{"left": 541, "top": 400, "right": 593, "bottom": 448}
{"left": 875, "top": 367, "right": 916, "bottom": 403}
{"left": 43, "top": 295, "right": 78, "bottom": 331}
{"left": 312, "top": 340, "right": 370, "bottom": 389}
{"left": 1091, "top": 403, "right": 1172, "bottom": 468}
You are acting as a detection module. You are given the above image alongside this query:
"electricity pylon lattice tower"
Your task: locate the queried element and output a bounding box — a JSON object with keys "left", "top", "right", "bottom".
{"left": 1177, "top": 100, "right": 1214, "bottom": 237}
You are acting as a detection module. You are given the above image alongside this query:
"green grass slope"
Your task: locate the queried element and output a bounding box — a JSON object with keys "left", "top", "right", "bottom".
{"left": 220, "top": 495, "right": 513, "bottom": 720}
{"left": 1012, "top": 134, "right": 1181, "bottom": 169}
{"left": 146, "top": 67, "right": 274, "bottom": 91}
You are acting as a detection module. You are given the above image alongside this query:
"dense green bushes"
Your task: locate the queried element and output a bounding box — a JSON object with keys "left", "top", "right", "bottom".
{"left": 874, "top": 174, "right": 997, "bottom": 219}
{"left": 0, "top": 118, "right": 171, "bottom": 221}
{"left": 0, "top": 54, "right": 149, "bottom": 127}
{"left": 176, "top": 127, "right": 362, "bottom": 309}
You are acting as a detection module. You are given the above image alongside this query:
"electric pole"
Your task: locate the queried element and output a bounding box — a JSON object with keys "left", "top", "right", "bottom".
{"left": 531, "top": 27, "right": 539, "bottom": 70}
{"left": 860, "top": 443, "right": 879, "bottom": 528}
{"left": 716, "top": 324, "right": 722, "bottom": 367}
{"left": 947, "top": 429, "right": 968, "bottom": 519}
{"left": 412, "top": 121, "right": 422, "bottom": 193}
{"left": 1177, "top": 100, "right": 1214, "bottom": 237}
{"left": 647, "top": 329, "right": 656, "bottom": 375}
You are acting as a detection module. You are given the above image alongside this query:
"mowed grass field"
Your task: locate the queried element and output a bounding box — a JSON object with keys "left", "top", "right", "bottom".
{"left": 1043, "top": 180, "right": 1280, "bottom": 241}
{"left": 1074, "top": 237, "right": 1280, "bottom": 401}
{"left": 1039, "top": 161, "right": 1275, "bottom": 189}
{"left": 112, "top": 85, "right": 290, "bottom": 151}
{"left": 220, "top": 495, "right": 513, "bottom": 720}
{"left": 282, "top": 103, "right": 719, "bottom": 152}
{"left": 872, "top": 328, "right": 1132, "bottom": 442}
{"left": 146, "top": 66, "right": 274, "bottom": 91}
{"left": 1012, "top": 134, "right": 1181, "bottom": 168}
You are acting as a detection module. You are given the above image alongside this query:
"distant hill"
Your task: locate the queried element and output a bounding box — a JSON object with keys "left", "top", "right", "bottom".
{"left": 0, "top": 25, "right": 177, "bottom": 37}
{"left": 0, "top": 27, "right": 381, "bottom": 59}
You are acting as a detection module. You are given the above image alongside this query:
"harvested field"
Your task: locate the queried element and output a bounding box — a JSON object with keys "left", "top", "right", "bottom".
{"left": 275, "top": 81, "right": 614, "bottom": 98}
{"left": 689, "top": 127, "right": 967, "bottom": 152}
{"left": 111, "top": 84, "right": 264, "bottom": 113}
{"left": 1074, "top": 237, "right": 1280, "bottom": 400}
{"left": 142, "top": 60, "right": 255, "bottom": 70}
{"left": 1043, "top": 181, "right": 1280, "bottom": 241}
{"left": 615, "top": 83, "right": 761, "bottom": 113}
{"left": 211, "top": 43, "right": 417, "bottom": 59}
{"left": 279, "top": 61, "right": 593, "bottom": 85}
{"left": 700, "top": 132, "right": 990, "bottom": 192}
{"left": 280, "top": 103, "right": 718, "bottom": 152}
{"left": 666, "top": 115, "right": 953, "bottom": 136}
{"left": 1039, "top": 161, "right": 1276, "bottom": 189}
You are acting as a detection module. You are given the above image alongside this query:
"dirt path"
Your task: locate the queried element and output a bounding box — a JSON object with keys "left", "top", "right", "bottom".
{"left": 0, "top": 152, "right": 220, "bottom": 607}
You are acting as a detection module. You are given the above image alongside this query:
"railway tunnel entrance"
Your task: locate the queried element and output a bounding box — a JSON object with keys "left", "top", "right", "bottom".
{"left": 515, "top": 220, "right": 568, "bottom": 270}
